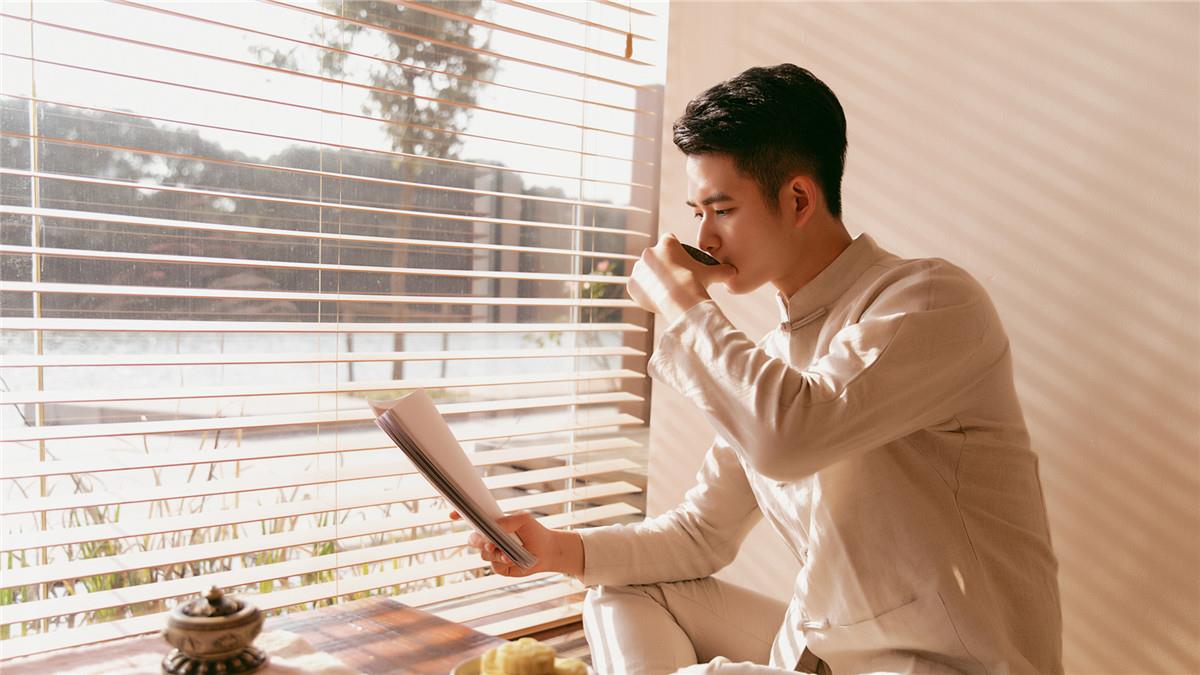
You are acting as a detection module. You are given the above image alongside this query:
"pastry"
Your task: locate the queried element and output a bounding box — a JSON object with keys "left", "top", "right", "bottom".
{"left": 480, "top": 637, "right": 588, "bottom": 675}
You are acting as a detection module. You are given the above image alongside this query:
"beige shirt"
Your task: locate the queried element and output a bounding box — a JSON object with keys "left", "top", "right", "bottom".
{"left": 579, "top": 234, "right": 1063, "bottom": 675}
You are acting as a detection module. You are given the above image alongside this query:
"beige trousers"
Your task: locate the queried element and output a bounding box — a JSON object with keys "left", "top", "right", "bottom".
{"left": 582, "top": 576, "right": 823, "bottom": 675}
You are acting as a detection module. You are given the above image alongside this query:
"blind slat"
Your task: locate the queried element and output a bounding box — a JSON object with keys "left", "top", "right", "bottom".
{"left": 0, "top": 169, "right": 651, "bottom": 235}
{"left": 435, "top": 580, "right": 583, "bottom": 625}
{"left": 2, "top": 456, "right": 640, "bottom": 515}
{"left": 0, "top": 71, "right": 643, "bottom": 166}
{"left": 3, "top": 12, "right": 647, "bottom": 141}
{"left": 110, "top": 0, "right": 649, "bottom": 114}
{"left": 0, "top": 317, "right": 647, "bottom": 334}
{"left": 1, "top": 481, "right": 641, "bottom": 588}
{"left": 0, "top": 124, "right": 650, "bottom": 213}
{"left": 0, "top": 502, "right": 635, "bottom": 625}
{"left": 261, "top": 0, "right": 655, "bottom": 92}
{"left": 483, "top": 601, "right": 585, "bottom": 639}
{"left": 3, "top": 443, "right": 640, "bottom": 550}
{"left": 2, "top": 395, "right": 642, "bottom": 441}
{"left": 2, "top": 435, "right": 640, "bottom": 480}
{"left": 0, "top": 280, "right": 639, "bottom": 310}
{"left": 391, "top": 0, "right": 653, "bottom": 66}
{"left": 0, "top": 531, "right": 472, "bottom": 624}
{"left": 0, "top": 90, "right": 648, "bottom": 191}
{"left": 0, "top": 206, "right": 644, "bottom": 261}
{"left": 0, "top": 346, "right": 643, "bottom": 369}
{"left": 0, "top": 613, "right": 162, "bottom": 661}
{"left": 402, "top": 570, "right": 558, "bottom": 610}
{"left": 0, "top": 367, "right": 643, "bottom": 404}
{"left": 594, "top": 0, "right": 658, "bottom": 17}
{"left": 493, "top": 0, "right": 656, "bottom": 42}
{"left": 0, "top": 244, "right": 634, "bottom": 285}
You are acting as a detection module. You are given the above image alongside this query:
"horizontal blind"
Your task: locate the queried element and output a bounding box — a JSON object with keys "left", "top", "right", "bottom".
{"left": 0, "top": 0, "right": 667, "bottom": 657}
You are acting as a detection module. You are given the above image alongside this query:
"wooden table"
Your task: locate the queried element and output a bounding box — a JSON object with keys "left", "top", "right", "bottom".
{"left": 1, "top": 597, "right": 505, "bottom": 674}
{"left": 271, "top": 596, "right": 505, "bottom": 674}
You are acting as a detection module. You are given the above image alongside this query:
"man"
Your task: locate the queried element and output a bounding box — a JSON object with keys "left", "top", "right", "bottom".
{"left": 462, "top": 64, "right": 1063, "bottom": 674}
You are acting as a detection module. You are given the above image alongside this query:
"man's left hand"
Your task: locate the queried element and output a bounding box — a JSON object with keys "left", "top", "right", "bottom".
{"left": 627, "top": 234, "right": 737, "bottom": 323}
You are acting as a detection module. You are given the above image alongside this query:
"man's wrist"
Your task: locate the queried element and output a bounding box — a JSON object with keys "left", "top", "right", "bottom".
{"left": 553, "top": 529, "right": 585, "bottom": 577}
{"left": 661, "top": 286, "right": 709, "bottom": 324}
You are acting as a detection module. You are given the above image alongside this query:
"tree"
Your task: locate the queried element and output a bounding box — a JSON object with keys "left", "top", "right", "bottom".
{"left": 309, "top": 1, "right": 498, "bottom": 378}
{"left": 324, "top": 1, "right": 496, "bottom": 160}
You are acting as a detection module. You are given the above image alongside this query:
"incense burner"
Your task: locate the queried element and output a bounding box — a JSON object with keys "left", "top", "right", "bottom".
{"left": 162, "top": 586, "right": 267, "bottom": 674}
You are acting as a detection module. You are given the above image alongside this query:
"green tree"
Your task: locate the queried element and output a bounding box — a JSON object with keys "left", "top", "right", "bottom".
{"left": 312, "top": 1, "right": 498, "bottom": 378}
{"left": 324, "top": 1, "right": 496, "bottom": 159}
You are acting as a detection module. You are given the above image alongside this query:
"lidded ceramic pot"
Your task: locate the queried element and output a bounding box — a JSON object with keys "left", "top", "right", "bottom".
{"left": 161, "top": 586, "right": 267, "bottom": 674}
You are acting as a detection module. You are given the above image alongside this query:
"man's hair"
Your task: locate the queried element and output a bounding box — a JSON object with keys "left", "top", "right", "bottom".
{"left": 672, "top": 64, "right": 848, "bottom": 218}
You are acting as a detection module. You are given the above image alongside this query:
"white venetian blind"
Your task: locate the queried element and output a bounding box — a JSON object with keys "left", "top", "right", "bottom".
{"left": 0, "top": 0, "right": 666, "bottom": 659}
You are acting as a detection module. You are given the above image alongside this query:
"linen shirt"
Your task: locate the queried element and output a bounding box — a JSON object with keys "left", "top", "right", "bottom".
{"left": 578, "top": 234, "right": 1063, "bottom": 675}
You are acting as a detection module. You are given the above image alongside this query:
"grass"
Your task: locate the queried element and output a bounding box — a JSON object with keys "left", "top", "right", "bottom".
{"left": 0, "top": 423, "right": 479, "bottom": 643}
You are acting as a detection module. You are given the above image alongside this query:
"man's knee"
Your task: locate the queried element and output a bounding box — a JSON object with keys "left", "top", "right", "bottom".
{"left": 583, "top": 583, "right": 669, "bottom": 638}
{"left": 584, "top": 584, "right": 635, "bottom": 626}
{"left": 584, "top": 584, "right": 702, "bottom": 674}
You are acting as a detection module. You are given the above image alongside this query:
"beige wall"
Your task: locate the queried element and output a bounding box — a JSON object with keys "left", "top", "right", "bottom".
{"left": 646, "top": 2, "right": 1199, "bottom": 673}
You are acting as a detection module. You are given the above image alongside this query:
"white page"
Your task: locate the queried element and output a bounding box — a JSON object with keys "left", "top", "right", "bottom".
{"left": 370, "top": 390, "right": 503, "bottom": 521}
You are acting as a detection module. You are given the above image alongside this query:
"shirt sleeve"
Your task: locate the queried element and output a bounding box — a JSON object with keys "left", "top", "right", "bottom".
{"left": 647, "top": 261, "right": 999, "bottom": 483}
{"left": 577, "top": 437, "right": 762, "bottom": 587}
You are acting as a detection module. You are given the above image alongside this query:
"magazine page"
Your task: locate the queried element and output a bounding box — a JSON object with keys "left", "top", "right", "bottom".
{"left": 370, "top": 389, "right": 536, "bottom": 568}
{"left": 372, "top": 390, "right": 501, "bottom": 520}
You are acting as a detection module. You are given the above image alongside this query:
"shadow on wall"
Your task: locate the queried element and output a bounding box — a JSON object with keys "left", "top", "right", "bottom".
{"left": 753, "top": 3, "right": 1200, "bottom": 672}
{"left": 655, "top": 2, "right": 1198, "bottom": 674}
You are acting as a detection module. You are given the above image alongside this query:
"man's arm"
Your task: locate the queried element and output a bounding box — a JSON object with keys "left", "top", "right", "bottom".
{"left": 462, "top": 439, "right": 762, "bottom": 585}
{"left": 650, "top": 261, "right": 1002, "bottom": 482}
{"left": 577, "top": 437, "right": 761, "bottom": 587}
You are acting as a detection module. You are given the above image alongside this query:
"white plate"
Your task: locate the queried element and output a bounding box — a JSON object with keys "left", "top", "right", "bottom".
{"left": 450, "top": 654, "right": 483, "bottom": 675}
{"left": 449, "top": 655, "right": 594, "bottom": 675}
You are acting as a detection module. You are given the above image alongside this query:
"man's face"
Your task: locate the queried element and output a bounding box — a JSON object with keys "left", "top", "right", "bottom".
{"left": 685, "top": 153, "right": 793, "bottom": 295}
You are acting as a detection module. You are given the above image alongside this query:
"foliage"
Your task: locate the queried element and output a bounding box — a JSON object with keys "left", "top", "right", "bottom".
{"left": 319, "top": 0, "right": 496, "bottom": 160}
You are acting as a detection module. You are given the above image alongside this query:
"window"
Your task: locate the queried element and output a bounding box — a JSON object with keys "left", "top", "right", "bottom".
{"left": 0, "top": 0, "right": 666, "bottom": 657}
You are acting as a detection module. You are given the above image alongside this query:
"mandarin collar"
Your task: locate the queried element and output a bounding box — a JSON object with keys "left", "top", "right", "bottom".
{"left": 774, "top": 233, "right": 884, "bottom": 330}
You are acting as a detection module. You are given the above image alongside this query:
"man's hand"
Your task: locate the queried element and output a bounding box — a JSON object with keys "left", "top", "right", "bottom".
{"left": 627, "top": 234, "right": 737, "bottom": 323}
{"left": 451, "top": 510, "right": 584, "bottom": 578}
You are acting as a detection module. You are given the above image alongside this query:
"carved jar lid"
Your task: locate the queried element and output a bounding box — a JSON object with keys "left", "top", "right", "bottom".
{"left": 181, "top": 586, "right": 242, "bottom": 618}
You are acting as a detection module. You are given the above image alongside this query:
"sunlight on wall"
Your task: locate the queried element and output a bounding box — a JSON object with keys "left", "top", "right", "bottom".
{"left": 649, "top": 3, "right": 1199, "bottom": 673}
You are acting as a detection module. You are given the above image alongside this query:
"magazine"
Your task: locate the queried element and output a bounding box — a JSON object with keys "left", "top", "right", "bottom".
{"left": 370, "top": 389, "right": 537, "bottom": 569}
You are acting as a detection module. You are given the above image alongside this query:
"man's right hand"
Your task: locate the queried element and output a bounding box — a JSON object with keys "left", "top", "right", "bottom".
{"left": 450, "top": 510, "right": 584, "bottom": 578}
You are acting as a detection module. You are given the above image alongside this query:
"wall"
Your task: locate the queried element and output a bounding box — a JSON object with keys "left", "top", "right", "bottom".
{"left": 646, "top": 2, "right": 1199, "bottom": 673}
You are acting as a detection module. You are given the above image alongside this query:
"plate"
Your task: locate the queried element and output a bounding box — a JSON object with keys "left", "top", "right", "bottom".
{"left": 450, "top": 655, "right": 483, "bottom": 675}
{"left": 449, "top": 655, "right": 594, "bottom": 675}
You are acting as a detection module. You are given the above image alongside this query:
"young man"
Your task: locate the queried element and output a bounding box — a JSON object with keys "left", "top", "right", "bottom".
{"left": 462, "top": 64, "right": 1063, "bottom": 674}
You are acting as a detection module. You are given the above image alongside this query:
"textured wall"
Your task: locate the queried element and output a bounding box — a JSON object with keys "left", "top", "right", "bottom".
{"left": 646, "top": 3, "right": 1199, "bottom": 673}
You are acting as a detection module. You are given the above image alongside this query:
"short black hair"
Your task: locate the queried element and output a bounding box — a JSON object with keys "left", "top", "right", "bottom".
{"left": 672, "top": 64, "right": 848, "bottom": 218}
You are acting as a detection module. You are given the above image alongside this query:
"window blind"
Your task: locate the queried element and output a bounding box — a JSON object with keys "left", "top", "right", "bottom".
{"left": 0, "top": 0, "right": 665, "bottom": 659}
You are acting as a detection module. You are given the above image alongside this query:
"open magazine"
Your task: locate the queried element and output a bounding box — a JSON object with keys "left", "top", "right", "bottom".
{"left": 370, "top": 389, "right": 537, "bottom": 569}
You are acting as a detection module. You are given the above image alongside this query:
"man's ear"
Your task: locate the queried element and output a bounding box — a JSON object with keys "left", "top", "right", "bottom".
{"left": 787, "top": 176, "right": 817, "bottom": 227}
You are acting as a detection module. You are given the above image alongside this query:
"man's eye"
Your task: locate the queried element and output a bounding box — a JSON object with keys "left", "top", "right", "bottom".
{"left": 715, "top": 209, "right": 731, "bottom": 217}
{"left": 692, "top": 212, "right": 703, "bottom": 219}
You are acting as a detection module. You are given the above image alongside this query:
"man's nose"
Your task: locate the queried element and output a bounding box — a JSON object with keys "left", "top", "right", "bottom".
{"left": 696, "top": 219, "right": 721, "bottom": 255}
